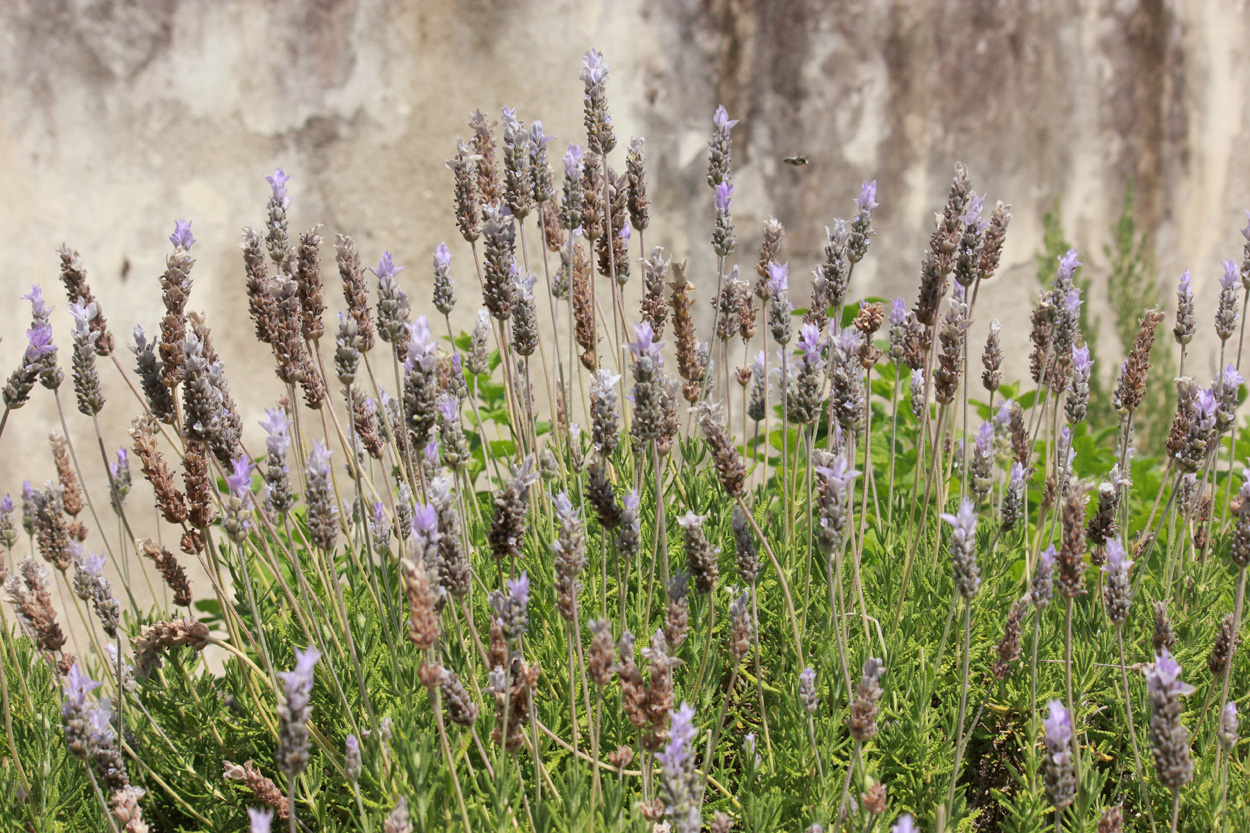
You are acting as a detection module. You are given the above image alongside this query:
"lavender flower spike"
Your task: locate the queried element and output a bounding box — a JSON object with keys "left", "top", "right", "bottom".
{"left": 656, "top": 701, "right": 702, "bottom": 833}
{"left": 276, "top": 646, "right": 321, "bottom": 778}
{"left": 941, "top": 497, "right": 980, "bottom": 598}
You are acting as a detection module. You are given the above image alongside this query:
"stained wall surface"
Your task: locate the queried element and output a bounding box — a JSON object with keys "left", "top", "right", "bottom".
{"left": 0, "top": 0, "right": 1245, "bottom": 553}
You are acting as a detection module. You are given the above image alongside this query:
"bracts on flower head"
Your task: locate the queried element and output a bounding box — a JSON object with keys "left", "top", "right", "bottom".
{"left": 848, "top": 657, "right": 885, "bottom": 742}
{"left": 1101, "top": 539, "right": 1134, "bottom": 625}
{"left": 679, "top": 512, "right": 719, "bottom": 594}
{"left": 726, "top": 586, "right": 755, "bottom": 664}
{"left": 707, "top": 105, "right": 737, "bottom": 187}
{"left": 978, "top": 201, "right": 1011, "bottom": 281}
{"left": 304, "top": 441, "right": 338, "bottom": 552}
{"left": 1174, "top": 270, "right": 1195, "bottom": 345}
{"left": 6, "top": 559, "right": 67, "bottom": 652}
{"left": 58, "top": 245, "right": 113, "bottom": 356}
{"left": 1043, "top": 700, "right": 1076, "bottom": 810}
{"left": 696, "top": 400, "right": 746, "bottom": 497}
{"left": 487, "top": 455, "right": 537, "bottom": 557}
{"left": 655, "top": 702, "right": 703, "bottom": 833}
{"left": 276, "top": 647, "right": 321, "bottom": 780}
{"left": 732, "top": 504, "right": 760, "bottom": 584}
{"left": 581, "top": 49, "right": 615, "bottom": 156}
{"left": 1207, "top": 612, "right": 1237, "bottom": 679}
{"left": 616, "top": 490, "right": 642, "bottom": 562}
{"left": 552, "top": 491, "right": 588, "bottom": 621}
{"left": 992, "top": 596, "right": 1029, "bottom": 681}
{"left": 981, "top": 320, "right": 1003, "bottom": 393}
{"left": 664, "top": 571, "right": 690, "bottom": 649}
{"left": 942, "top": 498, "right": 980, "bottom": 598}
{"left": 402, "top": 553, "right": 441, "bottom": 651}
{"left": 132, "top": 617, "right": 210, "bottom": 679}
{"left": 1056, "top": 487, "right": 1088, "bottom": 599}
{"left": 489, "top": 572, "right": 531, "bottom": 643}
{"left": 1113, "top": 309, "right": 1165, "bottom": 417}
{"left": 1146, "top": 648, "right": 1195, "bottom": 790}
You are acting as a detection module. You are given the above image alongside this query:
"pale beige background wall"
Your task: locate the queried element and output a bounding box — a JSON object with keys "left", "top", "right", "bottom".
{"left": 1, "top": 0, "right": 1248, "bottom": 531}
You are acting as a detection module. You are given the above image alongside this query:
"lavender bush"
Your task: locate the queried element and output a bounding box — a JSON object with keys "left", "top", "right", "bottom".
{"left": 0, "top": 49, "right": 1248, "bottom": 833}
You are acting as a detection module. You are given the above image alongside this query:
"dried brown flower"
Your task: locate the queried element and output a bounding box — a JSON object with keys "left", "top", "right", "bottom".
{"left": 133, "top": 618, "right": 210, "bottom": 678}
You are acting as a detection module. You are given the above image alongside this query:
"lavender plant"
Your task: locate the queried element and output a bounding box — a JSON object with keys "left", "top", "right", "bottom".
{"left": 2, "top": 49, "right": 1249, "bottom": 833}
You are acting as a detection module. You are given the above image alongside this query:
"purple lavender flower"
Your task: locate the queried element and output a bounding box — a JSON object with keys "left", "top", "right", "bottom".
{"left": 249, "top": 808, "right": 273, "bottom": 833}
{"left": 1044, "top": 698, "right": 1073, "bottom": 746}
{"left": 370, "top": 251, "right": 404, "bottom": 280}
{"left": 344, "top": 733, "right": 361, "bottom": 783}
{"left": 891, "top": 816, "right": 917, "bottom": 833}
{"left": 508, "top": 571, "right": 531, "bottom": 609}
{"left": 995, "top": 399, "right": 1012, "bottom": 425}
{"left": 1033, "top": 545, "right": 1056, "bottom": 609}
{"left": 1042, "top": 700, "right": 1075, "bottom": 812}
{"left": 890, "top": 296, "right": 907, "bottom": 327}
{"left": 1056, "top": 249, "right": 1082, "bottom": 287}
{"left": 227, "top": 456, "right": 254, "bottom": 499}
{"left": 24, "top": 322, "right": 55, "bottom": 362}
{"left": 406, "top": 315, "right": 435, "bottom": 365}
{"left": 265, "top": 168, "right": 290, "bottom": 206}
{"left": 169, "top": 219, "right": 195, "bottom": 250}
{"left": 433, "top": 242, "right": 451, "bottom": 271}
{"left": 1222, "top": 258, "right": 1239, "bottom": 290}
{"left": 580, "top": 49, "right": 608, "bottom": 86}
{"left": 856, "top": 180, "right": 879, "bottom": 213}
{"left": 767, "top": 261, "right": 788, "bottom": 297}
{"left": 714, "top": 181, "right": 734, "bottom": 214}
{"left": 0, "top": 495, "right": 15, "bottom": 550}
{"left": 436, "top": 394, "right": 459, "bottom": 424}
{"left": 1071, "top": 345, "right": 1092, "bottom": 376}
{"left": 564, "top": 143, "right": 584, "bottom": 177}
{"left": 62, "top": 661, "right": 102, "bottom": 718}
{"left": 975, "top": 420, "right": 994, "bottom": 454}
{"left": 627, "top": 321, "right": 665, "bottom": 366}
{"left": 712, "top": 105, "right": 738, "bottom": 132}
{"left": 797, "top": 322, "right": 825, "bottom": 367}
{"left": 24, "top": 285, "right": 51, "bottom": 322}
{"left": 260, "top": 408, "right": 292, "bottom": 458}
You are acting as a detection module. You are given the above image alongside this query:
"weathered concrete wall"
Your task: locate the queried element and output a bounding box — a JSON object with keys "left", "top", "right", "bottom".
{"left": 0, "top": 0, "right": 1247, "bottom": 526}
